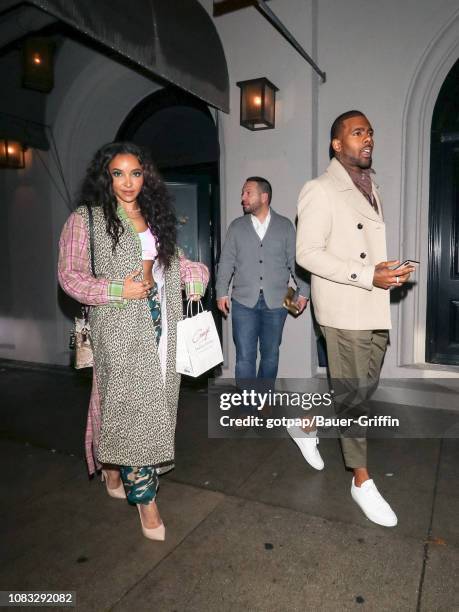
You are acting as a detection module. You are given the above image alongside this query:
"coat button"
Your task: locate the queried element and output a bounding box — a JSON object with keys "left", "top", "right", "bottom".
{"left": 260, "top": 276, "right": 263, "bottom": 280}
{"left": 351, "top": 273, "right": 357, "bottom": 279}
{"left": 259, "top": 260, "right": 263, "bottom": 263}
{"left": 357, "top": 223, "right": 363, "bottom": 229}
{"left": 360, "top": 252, "right": 366, "bottom": 259}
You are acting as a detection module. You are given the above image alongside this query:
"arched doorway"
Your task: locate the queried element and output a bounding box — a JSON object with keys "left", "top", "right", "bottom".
{"left": 117, "top": 88, "right": 221, "bottom": 323}
{"left": 427, "top": 59, "right": 459, "bottom": 365}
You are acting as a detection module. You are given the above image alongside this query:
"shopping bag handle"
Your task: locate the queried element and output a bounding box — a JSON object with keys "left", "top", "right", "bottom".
{"left": 186, "top": 299, "right": 204, "bottom": 318}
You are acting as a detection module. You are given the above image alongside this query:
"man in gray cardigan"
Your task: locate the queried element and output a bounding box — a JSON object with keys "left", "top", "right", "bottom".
{"left": 216, "top": 176, "right": 308, "bottom": 383}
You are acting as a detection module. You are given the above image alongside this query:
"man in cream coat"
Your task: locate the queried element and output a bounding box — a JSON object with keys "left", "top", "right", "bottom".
{"left": 295, "top": 110, "right": 414, "bottom": 527}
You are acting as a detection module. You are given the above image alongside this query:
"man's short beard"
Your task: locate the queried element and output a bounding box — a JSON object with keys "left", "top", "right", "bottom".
{"left": 336, "top": 152, "right": 372, "bottom": 170}
{"left": 357, "top": 157, "right": 372, "bottom": 169}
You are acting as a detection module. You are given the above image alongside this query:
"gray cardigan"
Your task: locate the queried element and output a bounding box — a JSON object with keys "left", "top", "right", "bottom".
{"left": 216, "top": 209, "right": 309, "bottom": 309}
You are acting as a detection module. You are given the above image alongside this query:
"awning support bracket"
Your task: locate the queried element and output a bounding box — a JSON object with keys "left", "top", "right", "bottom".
{"left": 254, "top": 0, "right": 326, "bottom": 83}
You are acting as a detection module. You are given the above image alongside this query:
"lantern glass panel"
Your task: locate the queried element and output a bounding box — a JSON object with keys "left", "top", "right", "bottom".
{"left": 0, "top": 140, "right": 25, "bottom": 169}
{"left": 0, "top": 140, "right": 7, "bottom": 166}
{"left": 241, "top": 81, "right": 264, "bottom": 124}
{"left": 237, "top": 78, "right": 278, "bottom": 130}
{"left": 263, "top": 83, "right": 275, "bottom": 127}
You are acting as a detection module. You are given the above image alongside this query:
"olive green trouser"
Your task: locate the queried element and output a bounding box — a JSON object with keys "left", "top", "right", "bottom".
{"left": 320, "top": 326, "right": 389, "bottom": 469}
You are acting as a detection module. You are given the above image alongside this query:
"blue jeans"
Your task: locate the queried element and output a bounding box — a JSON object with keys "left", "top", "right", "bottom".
{"left": 232, "top": 292, "right": 288, "bottom": 383}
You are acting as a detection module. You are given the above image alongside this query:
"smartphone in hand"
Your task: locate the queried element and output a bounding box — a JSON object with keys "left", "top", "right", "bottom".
{"left": 392, "top": 259, "right": 419, "bottom": 270}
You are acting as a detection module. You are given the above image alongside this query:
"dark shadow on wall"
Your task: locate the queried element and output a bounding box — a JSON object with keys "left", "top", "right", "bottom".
{"left": 0, "top": 181, "right": 55, "bottom": 320}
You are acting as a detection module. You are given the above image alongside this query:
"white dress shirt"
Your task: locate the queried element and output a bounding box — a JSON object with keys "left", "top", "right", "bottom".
{"left": 251, "top": 210, "right": 271, "bottom": 241}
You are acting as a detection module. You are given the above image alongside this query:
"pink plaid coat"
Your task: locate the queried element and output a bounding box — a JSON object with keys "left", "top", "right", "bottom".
{"left": 58, "top": 211, "right": 209, "bottom": 474}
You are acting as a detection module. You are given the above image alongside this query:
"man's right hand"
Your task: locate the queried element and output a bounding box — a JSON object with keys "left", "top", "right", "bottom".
{"left": 217, "top": 296, "right": 230, "bottom": 316}
{"left": 373, "top": 260, "right": 416, "bottom": 290}
{"left": 122, "top": 269, "right": 151, "bottom": 299}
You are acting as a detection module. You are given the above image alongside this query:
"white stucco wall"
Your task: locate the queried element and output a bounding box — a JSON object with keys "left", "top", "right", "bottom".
{"left": 315, "top": 0, "right": 459, "bottom": 377}
{"left": 0, "top": 45, "right": 56, "bottom": 364}
{"left": 209, "top": 0, "right": 459, "bottom": 378}
{"left": 1, "top": 0, "right": 459, "bottom": 380}
{"left": 0, "top": 39, "right": 161, "bottom": 365}
{"left": 209, "top": 0, "right": 317, "bottom": 378}
{"left": 50, "top": 41, "right": 161, "bottom": 366}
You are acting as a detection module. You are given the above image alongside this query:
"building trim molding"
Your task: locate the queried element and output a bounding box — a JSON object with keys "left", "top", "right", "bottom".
{"left": 399, "top": 8, "right": 459, "bottom": 369}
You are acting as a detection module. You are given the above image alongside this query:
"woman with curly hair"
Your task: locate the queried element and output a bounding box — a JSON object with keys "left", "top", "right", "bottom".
{"left": 58, "top": 142, "right": 208, "bottom": 540}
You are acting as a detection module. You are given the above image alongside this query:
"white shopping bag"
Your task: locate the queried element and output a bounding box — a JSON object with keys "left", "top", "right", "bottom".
{"left": 176, "top": 301, "right": 223, "bottom": 377}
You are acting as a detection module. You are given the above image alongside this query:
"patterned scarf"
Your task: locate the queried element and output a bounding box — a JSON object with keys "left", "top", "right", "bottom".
{"left": 339, "top": 159, "right": 378, "bottom": 213}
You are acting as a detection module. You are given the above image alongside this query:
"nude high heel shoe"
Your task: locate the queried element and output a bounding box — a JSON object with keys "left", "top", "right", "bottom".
{"left": 101, "top": 469, "right": 126, "bottom": 499}
{"left": 136, "top": 504, "right": 166, "bottom": 541}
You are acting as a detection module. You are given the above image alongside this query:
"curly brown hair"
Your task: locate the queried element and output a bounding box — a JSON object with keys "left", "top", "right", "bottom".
{"left": 80, "top": 142, "right": 177, "bottom": 268}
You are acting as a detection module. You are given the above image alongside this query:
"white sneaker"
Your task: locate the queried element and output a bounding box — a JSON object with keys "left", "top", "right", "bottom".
{"left": 286, "top": 426, "right": 324, "bottom": 471}
{"left": 351, "top": 478, "right": 398, "bottom": 527}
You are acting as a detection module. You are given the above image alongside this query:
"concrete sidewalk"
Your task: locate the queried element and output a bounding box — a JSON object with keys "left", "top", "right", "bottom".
{"left": 0, "top": 364, "right": 457, "bottom": 611}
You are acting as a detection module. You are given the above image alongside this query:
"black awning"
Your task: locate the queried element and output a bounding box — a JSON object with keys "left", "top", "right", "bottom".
{"left": 2, "top": 0, "right": 229, "bottom": 112}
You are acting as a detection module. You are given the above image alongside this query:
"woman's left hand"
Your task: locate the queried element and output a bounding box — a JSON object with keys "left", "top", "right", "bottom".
{"left": 189, "top": 294, "right": 201, "bottom": 302}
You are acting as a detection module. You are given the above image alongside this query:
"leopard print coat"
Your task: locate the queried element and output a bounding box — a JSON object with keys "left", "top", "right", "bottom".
{"left": 78, "top": 205, "right": 183, "bottom": 468}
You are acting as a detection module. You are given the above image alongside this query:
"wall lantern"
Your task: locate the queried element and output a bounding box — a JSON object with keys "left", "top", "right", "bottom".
{"left": 22, "top": 37, "right": 55, "bottom": 93}
{"left": 236, "top": 77, "right": 279, "bottom": 130}
{"left": 0, "top": 140, "right": 25, "bottom": 169}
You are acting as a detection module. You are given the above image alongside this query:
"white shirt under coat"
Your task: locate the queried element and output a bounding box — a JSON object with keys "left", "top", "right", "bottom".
{"left": 251, "top": 210, "right": 271, "bottom": 241}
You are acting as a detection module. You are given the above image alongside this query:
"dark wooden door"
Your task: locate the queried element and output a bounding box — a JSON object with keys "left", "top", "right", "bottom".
{"left": 163, "top": 168, "right": 222, "bottom": 381}
{"left": 427, "top": 134, "right": 459, "bottom": 365}
{"left": 163, "top": 169, "right": 219, "bottom": 312}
